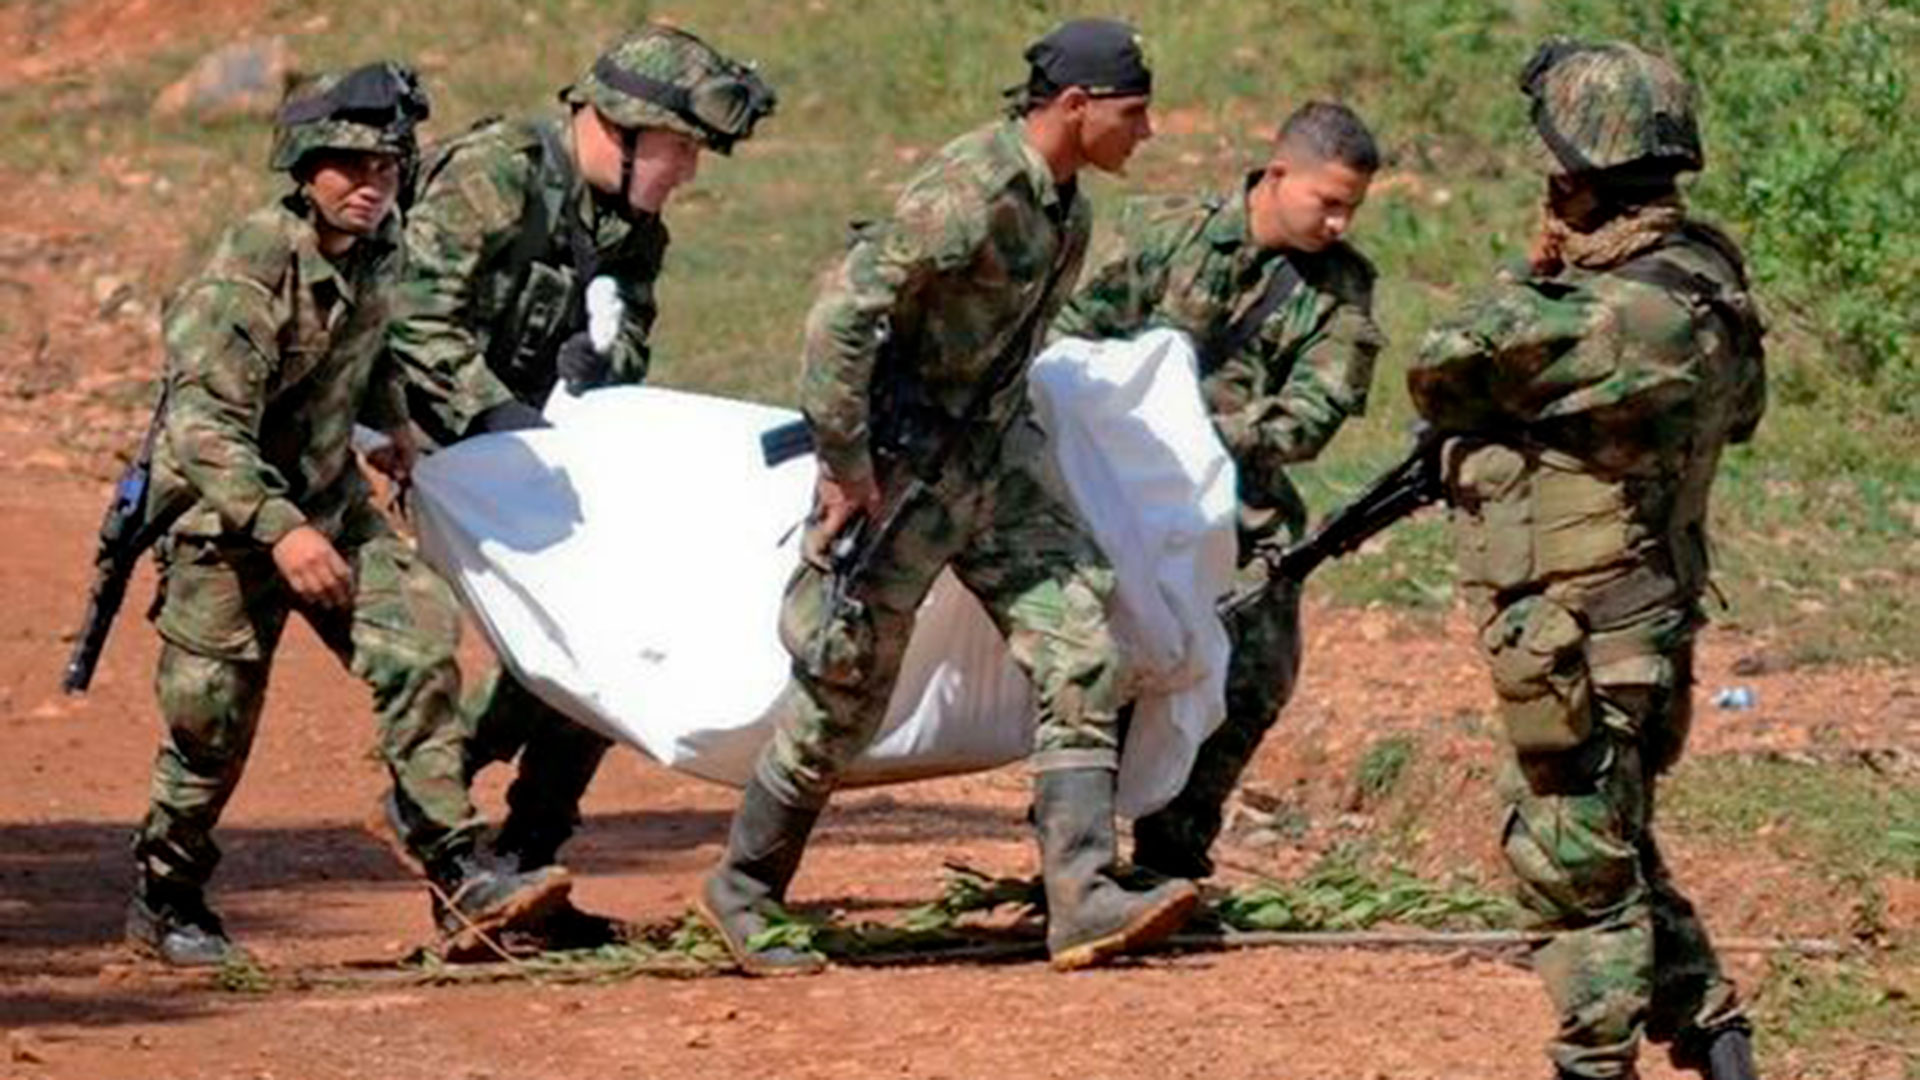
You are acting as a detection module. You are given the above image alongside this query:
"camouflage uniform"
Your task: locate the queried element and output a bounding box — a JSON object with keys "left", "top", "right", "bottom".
{"left": 136, "top": 198, "right": 484, "bottom": 889}
{"left": 1055, "top": 185, "right": 1384, "bottom": 872}
{"left": 392, "top": 110, "right": 659, "bottom": 851}
{"left": 392, "top": 112, "right": 665, "bottom": 440}
{"left": 1409, "top": 40, "right": 1766, "bottom": 1078}
{"left": 390, "top": 109, "right": 658, "bottom": 860}
{"left": 765, "top": 118, "right": 1123, "bottom": 805}
{"left": 390, "top": 28, "right": 773, "bottom": 868}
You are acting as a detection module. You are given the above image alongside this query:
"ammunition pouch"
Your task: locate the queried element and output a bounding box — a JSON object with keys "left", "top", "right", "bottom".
{"left": 1481, "top": 594, "right": 1593, "bottom": 754}
{"left": 497, "top": 260, "right": 577, "bottom": 399}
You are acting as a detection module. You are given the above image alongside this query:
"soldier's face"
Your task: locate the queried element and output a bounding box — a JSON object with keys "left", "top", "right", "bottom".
{"left": 305, "top": 151, "right": 401, "bottom": 238}
{"left": 1248, "top": 153, "right": 1372, "bottom": 253}
{"left": 1078, "top": 94, "right": 1154, "bottom": 175}
{"left": 623, "top": 128, "right": 704, "bottom": 214}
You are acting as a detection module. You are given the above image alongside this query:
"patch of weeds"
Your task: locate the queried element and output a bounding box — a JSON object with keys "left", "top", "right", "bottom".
{"left": 1663, "top": 756, "right": 1920, "bottom": 884}
{"left": 215, "top": 952, "right": 271, "bottom": 994}
{"left": 1752, "top": 953, "right": 1920, "bottom": 1060}
{"left": 1353, "top": 735, "right": 1418, "bottom": 805}
{"left": 1215, "top": 846, "right": 1519, "bottom": 933}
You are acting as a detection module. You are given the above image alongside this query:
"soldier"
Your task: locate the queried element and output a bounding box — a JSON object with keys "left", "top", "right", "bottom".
{"left": 697, "top": 18, "right": 1200, "bottom": 976}
{"left": 1408, "top": 40, "right": 1765, "bottom": 1080}
{"left": 126, "top": 63, "right": 571, "bottom": 967}
{"left": 1054, "top": 100, "right": 1385, "bottom": 880}
{"left": 388, "top": 25, "right": 774, "bottom": 942}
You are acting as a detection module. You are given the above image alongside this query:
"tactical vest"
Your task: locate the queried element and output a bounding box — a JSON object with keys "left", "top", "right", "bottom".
{"left": 1447, "top": 226, "right": 1764, "bottom": 751}
{"left": 1446, "top": 225, "right": 1763, "bottom": 616}
{"left": 418, "top": 116, "right": 598, "bottom": 406}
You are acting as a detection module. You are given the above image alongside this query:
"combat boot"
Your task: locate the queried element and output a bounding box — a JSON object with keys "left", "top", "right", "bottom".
{"left": 1036, "top": 768, "right": 1199, "bottom": 971}
{"left": 125, "top": 876, "right": 240, "bottom": 968}
{"left": 428, "top": 848, "right": 573, "bottom": 957}
{"left": 1674, "top": 1024, "right": 1758, "bottom": 1080}
{"left": 491, "top": 819, "right": 626, "bottom": 950}
{"left": 696, "top": 777, "right": 826, "bottom": 976}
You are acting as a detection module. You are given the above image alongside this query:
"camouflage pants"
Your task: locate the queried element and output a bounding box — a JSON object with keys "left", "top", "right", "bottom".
{"left": 460, "top": 664, "right": 612, "bottom": 866}
{"left": 1132, "top": 558, "right": 1302, "bottom": 875}
{"left": 135, "top": 501, "right": 483, "bottom": 887}
{"left": 1493, "top": 604, "right": 1744, "bottom": 1078}
{"left": 760, "top": 421, "right": 1126, "bottom": 808}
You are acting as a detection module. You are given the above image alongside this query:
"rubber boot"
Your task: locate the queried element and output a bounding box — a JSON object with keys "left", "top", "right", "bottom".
{"left": 125, "top": 875, "right": 240, "bottom": 968}
{"left": 1036, "top": 768, "right": 1199, "bottom": 971}
{"left": 696, "top": 778, "right": 826, "bottom": 976}
{"left": 428, "top": 848, "right": 572, "bottom": 958}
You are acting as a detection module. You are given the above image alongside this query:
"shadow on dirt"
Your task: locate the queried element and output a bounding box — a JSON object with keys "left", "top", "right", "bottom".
{"left": 0, "top": 795, "right": 1019, "bottom": 975}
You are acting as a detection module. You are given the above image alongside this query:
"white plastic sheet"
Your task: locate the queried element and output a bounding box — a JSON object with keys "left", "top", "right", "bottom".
{"left": 411, "top": 329, "right": 1238, "bottom": 816}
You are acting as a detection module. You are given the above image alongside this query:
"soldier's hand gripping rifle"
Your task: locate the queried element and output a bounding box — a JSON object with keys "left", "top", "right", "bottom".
{"left": 61, "top": 398, "right": 188, "bottom": 693}
{"left": 1219, "top": 429, "right": 1446, "bottom": 619}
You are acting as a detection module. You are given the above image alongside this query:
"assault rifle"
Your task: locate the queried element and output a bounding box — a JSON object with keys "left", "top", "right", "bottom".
{"left": 61, "top": 399, "right": 188, "bottom": 693}
{"left": 1219, "top": 430, "right": 1446, "bottom": 619}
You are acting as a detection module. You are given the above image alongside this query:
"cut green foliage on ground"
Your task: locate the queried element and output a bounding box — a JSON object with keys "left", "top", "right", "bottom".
{"left": 1216, "top": 846, "right": 1520, "bottom": 933}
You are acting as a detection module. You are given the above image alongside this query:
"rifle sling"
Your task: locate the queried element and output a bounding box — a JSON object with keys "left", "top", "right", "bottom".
{"left": 1202, "top": 254, "right": 1304, "bottom": 378}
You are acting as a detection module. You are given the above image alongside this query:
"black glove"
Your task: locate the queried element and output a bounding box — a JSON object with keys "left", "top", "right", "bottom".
{"left": 555, "top": 331, "right": 611, "bottom": 394}
{"left": 467, "top": 400, "right": 550, "bottom": 437}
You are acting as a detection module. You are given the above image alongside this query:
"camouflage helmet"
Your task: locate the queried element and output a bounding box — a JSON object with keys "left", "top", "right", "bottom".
{"left": 1519, "top": 38, "right": 1703, "bottom": 176}
{"left": 561, "top": 25, "right": 775, "bottom": 155}
{"left": 269, "top": 61, "right": 430, "bottom": 173}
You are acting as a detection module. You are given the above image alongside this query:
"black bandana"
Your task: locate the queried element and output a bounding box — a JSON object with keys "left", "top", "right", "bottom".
{"left": 1022, "top": 18, "right": 1152, "bottom": 102}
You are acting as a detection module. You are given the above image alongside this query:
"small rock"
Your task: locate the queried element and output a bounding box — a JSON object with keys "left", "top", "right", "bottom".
{"left": 151, "top": 38, "right": 295, "bottom": 121}
{"left": 1730, "top": 653, "right": 1770, "bottom": 677}
{"left": 8, "top": 1029, "right": 46, "bottom": 1064}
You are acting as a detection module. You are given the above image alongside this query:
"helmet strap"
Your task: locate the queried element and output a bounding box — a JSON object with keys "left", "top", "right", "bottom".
{"left": 617, "top": 125, "right": 639, "bottom": 206}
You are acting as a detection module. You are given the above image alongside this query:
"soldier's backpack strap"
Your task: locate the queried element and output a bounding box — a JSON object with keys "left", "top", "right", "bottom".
{"left": 1611, "top": 225, "right": 1764, "bottom": 363}
{"left": 1610, "top": 223, "right": 1767, "bottom": 445}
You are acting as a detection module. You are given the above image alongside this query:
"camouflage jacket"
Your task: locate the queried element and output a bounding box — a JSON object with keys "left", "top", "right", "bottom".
{"left": 1054, "top": 179, "right": 1384, "bottom": 542}
{"left": 150, "top": 192, "right": 406, "bottom": 546}
{"left": 390, "top": 110, "right": 666, "bottom": 441}
{"left": 1409, "top": 222, "right": 1766, "bottom": 618}
{"left": 801, "top": 119, "right": 1091, "bottom": 489}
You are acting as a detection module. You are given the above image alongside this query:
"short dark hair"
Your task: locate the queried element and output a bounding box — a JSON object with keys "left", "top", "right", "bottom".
{"left": 1276, "top": 101, "right": 1381, "bottom": 173}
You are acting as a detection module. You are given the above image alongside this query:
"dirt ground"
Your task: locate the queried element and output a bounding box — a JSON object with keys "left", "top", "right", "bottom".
{"left": 1, "top": 3, "right": 1916, "bottom": 1078}
{"left": 4, "top": 423, "right": 1915, "bottom": 1080}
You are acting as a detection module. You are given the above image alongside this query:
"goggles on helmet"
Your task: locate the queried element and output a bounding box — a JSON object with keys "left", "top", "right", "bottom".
{"left": 277, "top": 62, "right": 431, "bottom": 142}
{"left": 588, "top": 52, "right": 774, "bottom": 154}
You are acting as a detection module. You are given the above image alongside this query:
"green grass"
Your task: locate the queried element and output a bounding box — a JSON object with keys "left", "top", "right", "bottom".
{"left": 1663, "top": 755, "right": 1920, "bottom": 885}
{"left": 1752, "top": 952, "right": 1920, "bottom": 1065}
{"left": 4, "top": 0, "right": 1913, "bottom": 662}
{"left": 1352, "top": 734, "right": 1419, "bottom": 804}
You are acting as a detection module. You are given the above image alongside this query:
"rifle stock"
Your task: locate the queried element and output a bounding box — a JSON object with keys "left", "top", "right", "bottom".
{"left": 1219, "top": 433, "right": 1445, "bottom": 619}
